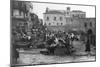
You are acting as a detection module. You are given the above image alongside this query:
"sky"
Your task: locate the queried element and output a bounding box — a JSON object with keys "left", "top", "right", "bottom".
{"left": 31, "top": 2, "right": 95, "bottom": 19}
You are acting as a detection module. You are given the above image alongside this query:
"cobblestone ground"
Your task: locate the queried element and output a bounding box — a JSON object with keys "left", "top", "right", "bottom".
{"left": 17, "top": 41, "right": 96, "bottom": 65}
{"left": 17, "top": 53, "right": 95, "bottom": 65}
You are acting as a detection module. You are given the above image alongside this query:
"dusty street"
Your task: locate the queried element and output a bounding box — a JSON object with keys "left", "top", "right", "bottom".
{"left": 17, "top": 41, "right": 95, "bottom": 65}
{"left": 18, "top": 52, "right": 95, "bottom": 65}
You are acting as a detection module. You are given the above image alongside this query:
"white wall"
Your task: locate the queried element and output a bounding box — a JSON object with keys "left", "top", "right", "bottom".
{"left": 44, "top": 14, "right": 66, "bottom": 26}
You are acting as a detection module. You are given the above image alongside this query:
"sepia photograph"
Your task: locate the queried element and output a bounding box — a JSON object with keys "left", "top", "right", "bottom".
{"left": 10, "top": 0, "right": 96, "bottom": 67}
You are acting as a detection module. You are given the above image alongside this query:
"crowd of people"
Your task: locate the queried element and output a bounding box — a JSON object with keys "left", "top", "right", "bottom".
{"left": 12, "top": 28, "right": 96, "bottom": 64}
{"left": 44, "top": 31, "right": 80, "bottom": 55}
{"left": 42, "top": 29, "right": 96, "bottom": 55}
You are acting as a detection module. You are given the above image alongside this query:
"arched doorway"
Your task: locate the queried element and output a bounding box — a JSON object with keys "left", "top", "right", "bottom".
{"left": 87, "top": 29, "right": 93, "bottom": 35}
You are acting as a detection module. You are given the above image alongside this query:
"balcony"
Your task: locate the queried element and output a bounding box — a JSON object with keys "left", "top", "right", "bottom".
{"left": 11, "top": 15, "right": 29, "bottom": 22}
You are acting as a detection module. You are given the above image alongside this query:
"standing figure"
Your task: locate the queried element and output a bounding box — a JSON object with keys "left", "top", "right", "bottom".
{"left": 85, "top": 29, "right": 93, "bottom": 54}
{"left": 64, "top": 35, "right": 72, "bottom": 55}
{"left": 46, "top": 36, "right": 56, "bottom": 54}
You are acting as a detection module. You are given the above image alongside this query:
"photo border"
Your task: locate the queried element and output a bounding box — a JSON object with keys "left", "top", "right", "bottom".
{"left": 10, "top": 0, "right": 96, "bottom": 67}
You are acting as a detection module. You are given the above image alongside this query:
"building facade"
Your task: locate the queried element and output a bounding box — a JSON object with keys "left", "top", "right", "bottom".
{"left": 43, "top": 8, "right": 66, "bottom": 26}
{"left": 11, "top": 0, "right": 33, "bottom": 36}
{"left": 43, "top": 7, "right": 86, "bottom": 26}
{"left": 43, "top": 7, "right": 95, "bottom": 33}
{"left": 65, "top": 7, "right": 86, "bottom": 18}
{"left": 80, "top": 18, "right": 96, "bottom": 34}
{"left": 65, "top": 18, "right": 96, "bottom": 33}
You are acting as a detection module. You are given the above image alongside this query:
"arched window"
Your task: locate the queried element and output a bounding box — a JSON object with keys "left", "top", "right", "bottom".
{"left": 60, "top": 17, "right": 62, "bottom": 21}
{"left": 61, "top": 23, "right": 63, "bottom": 25}
{"left": 90, "top": 22, "right": 92, "bottom": 27}
{"left": 54, "top": 17, "right": 56, "bottom": 21}
{"left": 84, "top": 22, "right": 87, "bottom": 28}
{"left": 87, "top": 29, "right": 93, "bottom": 35}
{"left": 47, "top": 17, "right": 49, "bottom": 21}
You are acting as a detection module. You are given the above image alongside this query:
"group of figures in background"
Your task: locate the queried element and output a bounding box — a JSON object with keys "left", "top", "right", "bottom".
{"left": 42, "top": 29, "right": 95, "bottom": 55}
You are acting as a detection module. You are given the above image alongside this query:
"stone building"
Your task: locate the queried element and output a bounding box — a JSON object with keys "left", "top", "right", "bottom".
{"left": 65, "top": 18, "right": 96, "bottom": 33}
{"left": 43, "top": 7, "right": 66, "bottom": 26}
{"left": 79, "top": 18, "right": 96, "bottom": 34}
{"left": 65, "top": 7, "right": 86, "bottom": 18}
{"left": 43, "top": 7, "right": 95, "bottom": 33}
{"left": 11, "top": 0, "right": 33, "bottom": 36}
{"left": 43, "top": 7, "right": 86, "bottom": 31}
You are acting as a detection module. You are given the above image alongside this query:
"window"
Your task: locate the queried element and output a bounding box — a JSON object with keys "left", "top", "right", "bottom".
{"left": 21, "top": 11, "right": 24, "bottom": 17}
{"left": 61, "top": 23, "right": 63, "bottom": 25}
{"left": 47, "top": 17, "right": 49, "bottom": 21}
{"left": 21, "top": 2, "right": 24, "bottom": 7}
{"left": 13, "top": 10, "right": 20, "bottom": 16}
{"left": 54, "top": 17, "right": 56, "bottom": 21}
{"left": 72, "top": 15, "right": 74, "bottom": 17}
{"left": 90, "top": 22, "right": 92, "bottom": 27}
{"left": 60, "top": 17, "right": 62, "bottom": 21}
{"left": 15, "top": 1, "right": 19, "bottom": 7}
{"left": 84, "top": 22, "right": 87, "bottom": 28}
